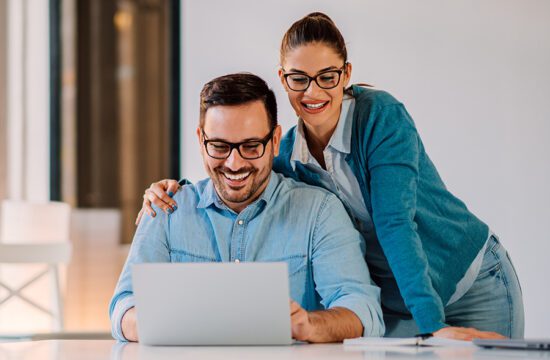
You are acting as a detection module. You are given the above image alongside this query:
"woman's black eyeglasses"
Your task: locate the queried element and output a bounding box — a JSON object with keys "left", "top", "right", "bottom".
{"left": 282, "top": 64, "right": 347, "bottom": 92}
{"left": 202, "top": 128, "right": 275, "bottom": 160}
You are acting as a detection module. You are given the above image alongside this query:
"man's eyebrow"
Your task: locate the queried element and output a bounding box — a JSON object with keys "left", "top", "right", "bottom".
{"left": 207, "top": 136, "right": 263, "bottom": 142}
{"left": 287, "top": 66, "right": 339, "bottom": 74}
{"left": 239, "top": 136, "right": 263, "bottom": 142}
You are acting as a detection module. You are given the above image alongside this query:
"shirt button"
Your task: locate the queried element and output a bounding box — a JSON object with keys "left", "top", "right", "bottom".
{"left": 235, "top": 259, "right": 240, "bottom": 263}
{"left": 237, "top": 220, "right": 244, "bottom": 225}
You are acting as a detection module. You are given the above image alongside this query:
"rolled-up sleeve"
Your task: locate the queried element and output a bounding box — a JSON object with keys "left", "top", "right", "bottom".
{"left": 311, "top": 193, "right": 385, "bottom": 337}
{"left": 109, "top": 293, "right": 135, "bottom": 341}
{"left": 108, "top": 206, "right": 171, "bottom": 341}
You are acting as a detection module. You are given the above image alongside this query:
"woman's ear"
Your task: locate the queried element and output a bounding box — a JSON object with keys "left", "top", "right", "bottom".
{"left": 278, "top": 67, "right": 289, "bottom": 92}
{"left": 342, "top": 62, "right": 353, "bottom": 88}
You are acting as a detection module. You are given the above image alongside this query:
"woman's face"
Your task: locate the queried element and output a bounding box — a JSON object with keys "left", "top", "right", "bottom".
{"left": 279, "top": 42, "right": 352, "bottom": 132}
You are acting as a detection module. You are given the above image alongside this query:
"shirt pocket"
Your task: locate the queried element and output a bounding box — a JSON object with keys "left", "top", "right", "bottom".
{"left": 169, "top": 248, "right": 218, "bottom": 263}
{"left": 269, "top": 254, "right": 308, "bottom": 277}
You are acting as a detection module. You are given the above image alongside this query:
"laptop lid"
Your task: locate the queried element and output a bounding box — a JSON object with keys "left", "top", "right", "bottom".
{"left": 474, "top": 338, "right": 550, "bottom": 350}
{"left": 133, "top": 262, "right": 292, "bottom": 346}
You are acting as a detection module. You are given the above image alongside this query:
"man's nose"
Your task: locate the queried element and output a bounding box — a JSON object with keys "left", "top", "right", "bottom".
{"left": 224, "top": 148, "right": 247, "bottom": 170}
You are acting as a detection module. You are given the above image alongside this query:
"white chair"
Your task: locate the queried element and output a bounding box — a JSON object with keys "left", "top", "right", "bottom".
{"left": 0, "top": 200, "right": 72, "bottom": 331}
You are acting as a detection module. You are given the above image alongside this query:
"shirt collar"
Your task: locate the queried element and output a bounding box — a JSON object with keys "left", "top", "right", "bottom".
{"left": 328, "top": 94, "right": 354, "bottom": 154}
{"left": 196, "top": 179, "right": 220, "bottom": 209}
{"left": 289, "top": 95, "right": 354, "bottom": 170}
{"left": 289, "top": 120, "right": 311, "bottom": 171}
{"left": 197, "top": 171, "right": 280, "bottom": 210}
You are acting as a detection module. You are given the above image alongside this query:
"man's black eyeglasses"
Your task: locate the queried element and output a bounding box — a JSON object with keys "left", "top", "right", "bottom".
{"left": 282, "top": 64, "right": 347, "bottom": 92}
{"left": 202, "top": 128, "right": 275, "bottom": 160}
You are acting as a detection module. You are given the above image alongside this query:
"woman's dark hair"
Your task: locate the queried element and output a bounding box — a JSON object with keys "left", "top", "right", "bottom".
{"left": 199, "top": 73, "right": 278, "bottom": 130}
{"left": 280, "top": 12, "right": 347, "bottom": 64}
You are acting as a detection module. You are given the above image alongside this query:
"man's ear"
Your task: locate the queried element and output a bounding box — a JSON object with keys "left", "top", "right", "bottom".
{"left": 196, "top": 127, "right": 203, "bottom": 149}
{"left": 272, "top": 125, "right": 283, "bottom": 157}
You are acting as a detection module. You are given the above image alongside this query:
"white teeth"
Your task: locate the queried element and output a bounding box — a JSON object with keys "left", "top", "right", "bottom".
{"left": 224, "top": 172, "right": 250, "bottom": 181}
{"left": 304, "top": 102, "right": 327, "bottom": 109}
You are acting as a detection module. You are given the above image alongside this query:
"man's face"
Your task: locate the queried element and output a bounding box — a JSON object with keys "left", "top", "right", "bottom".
{"left": 197, "top": 100, "right": 281, "bottom": 212}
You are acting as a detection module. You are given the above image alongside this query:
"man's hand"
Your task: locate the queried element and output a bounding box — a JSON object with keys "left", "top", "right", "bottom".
{"left": 290, "top": 300, "right": 313, "bottom": 341}
{"left": 135, "top": 179, "right": 180, "bottom": 225}
{"left": 290, "top": 300, "right": 363, "bottom": 343}
{"left": 434, "top": 326, "right": 506, "bottom": 341}
{"left": 121, "top": 307, "right": 139, "bottom": 342}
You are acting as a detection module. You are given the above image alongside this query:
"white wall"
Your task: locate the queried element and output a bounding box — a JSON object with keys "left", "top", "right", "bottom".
{"left": 6, "top": 0, "right": 50, "bottom": 202}
{"left": 0, "top": 0, "right": 7, "bottom": 201}
{"left": 181, "top": 0, "right": 550, "bottom": 337}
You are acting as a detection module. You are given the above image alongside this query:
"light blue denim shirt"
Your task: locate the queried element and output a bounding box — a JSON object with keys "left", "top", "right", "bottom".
{"left": 109, "top": 171, "right": 384, "bottom": 341}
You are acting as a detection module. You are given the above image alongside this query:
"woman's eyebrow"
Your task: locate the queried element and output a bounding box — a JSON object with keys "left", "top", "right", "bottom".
{"left": 288, "top": 65, "right": 339, "bottom": 74}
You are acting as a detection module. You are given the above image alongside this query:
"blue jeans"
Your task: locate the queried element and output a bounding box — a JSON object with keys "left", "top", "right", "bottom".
{"left": 384, "top": 235, "right": 525, "bottom": 338}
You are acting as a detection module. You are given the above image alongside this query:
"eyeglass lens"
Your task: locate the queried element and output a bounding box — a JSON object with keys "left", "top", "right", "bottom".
{"left": 286, "top": 71, "right": 341, "bottom": 91}
{"left": 206, "top": 141, "right": 265, "bottom": 160}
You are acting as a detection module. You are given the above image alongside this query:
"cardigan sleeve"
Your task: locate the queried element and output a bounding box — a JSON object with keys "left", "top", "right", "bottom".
{"left": 365, "top": 103, "right": 447, "bottom": 334}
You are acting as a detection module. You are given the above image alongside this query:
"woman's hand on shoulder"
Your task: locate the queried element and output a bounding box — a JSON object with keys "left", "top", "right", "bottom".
{"left": 135, "top": 179, "right": 180, "bottom": 225}
{"left": 434, "top": 326, "right": 506, "bottom": 341}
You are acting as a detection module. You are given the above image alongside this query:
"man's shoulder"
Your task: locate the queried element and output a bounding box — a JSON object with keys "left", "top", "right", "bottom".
{"left": 274, "top": 173, "right": 337, "bottom": 205}
{"left": 171, "top": 178, "right": 209, "bottom": 207}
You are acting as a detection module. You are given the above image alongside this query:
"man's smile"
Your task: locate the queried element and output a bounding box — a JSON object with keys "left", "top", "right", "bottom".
{"left": 217, "top": 168, "right": 254, "bottom": 188}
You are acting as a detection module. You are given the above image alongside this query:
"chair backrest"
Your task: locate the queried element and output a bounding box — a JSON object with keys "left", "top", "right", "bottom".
{"left": 0, "top": 200, "right": 71, "bottom": 244}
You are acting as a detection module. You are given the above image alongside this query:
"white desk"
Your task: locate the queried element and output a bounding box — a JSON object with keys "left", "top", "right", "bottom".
{"left": 1, "top": 340, "right": 549, "bottom": 360}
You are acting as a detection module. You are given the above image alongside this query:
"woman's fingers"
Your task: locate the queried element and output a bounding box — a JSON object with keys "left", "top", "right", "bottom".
{"left": 434, "top": 326, "right": 506, "bottom": 341}
{"left": 135, "top": 179, "right": 181, "bottom": 226}
{"left": 135, "top": 208, "right": 145, "bottom": 226}
{"left": 147, "top": 182, "right": 178, "bottom": 213}
{"left": 135, "top": 193, "right": 157, "bottom": 226}
{"left": 166, "top": 180, "right": 182, "bottom": 198}
{"left": 142, "top": 190, "right": 160, "bottom": 213}
{"left": 472, "top": 329, "right": 507, "bottom": 339}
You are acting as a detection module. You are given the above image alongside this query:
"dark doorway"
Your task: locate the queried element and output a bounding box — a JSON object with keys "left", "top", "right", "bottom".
{"left": 75, "top": 0, "right": 179, "bottom": 243}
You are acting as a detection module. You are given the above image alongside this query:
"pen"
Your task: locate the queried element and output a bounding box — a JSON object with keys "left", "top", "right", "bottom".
{"left": 416, "top": 333, "right": 433, "bottom": 340}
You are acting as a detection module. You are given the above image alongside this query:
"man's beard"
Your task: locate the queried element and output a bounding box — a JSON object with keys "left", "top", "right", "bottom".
{"left": 208, "top": 157, "right": 272, "bottom": 207}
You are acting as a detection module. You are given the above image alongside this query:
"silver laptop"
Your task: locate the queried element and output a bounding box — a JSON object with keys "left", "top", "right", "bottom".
{"left": 132, "top": 262, "right": 292, "bottom": 346}
{"left": 474, "top": 338, "right": 550, "bottom": 350}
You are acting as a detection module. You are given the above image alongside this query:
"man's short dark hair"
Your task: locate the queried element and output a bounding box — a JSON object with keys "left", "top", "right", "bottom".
{"left": 199, "top": 73, "right": 278, "bottom": 130}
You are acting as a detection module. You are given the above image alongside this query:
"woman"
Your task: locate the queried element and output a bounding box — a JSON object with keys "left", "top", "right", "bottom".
{"left": 138, "top": 13, "right": 523, "bottom": 339}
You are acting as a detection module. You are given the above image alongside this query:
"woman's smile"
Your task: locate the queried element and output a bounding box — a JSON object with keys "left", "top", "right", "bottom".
{"left": 301, "top": 99, "right": 330, "bottom": 113}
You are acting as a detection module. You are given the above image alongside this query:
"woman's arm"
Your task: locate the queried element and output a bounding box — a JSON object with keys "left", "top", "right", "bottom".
{"left": 365, "top": 103, "right": 504, "bottom": 340}
{"left": 365, "top": 103, "right": 445, "bottom": 334}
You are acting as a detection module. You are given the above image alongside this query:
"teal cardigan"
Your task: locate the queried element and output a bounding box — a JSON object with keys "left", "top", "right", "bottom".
{"left": 273, "top": 85, "right": 489, "bottom": 333}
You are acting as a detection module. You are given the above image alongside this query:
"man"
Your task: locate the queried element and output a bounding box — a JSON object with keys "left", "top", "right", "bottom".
{"left": 109, "top": 73, "right": 384, "bottom": 343}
